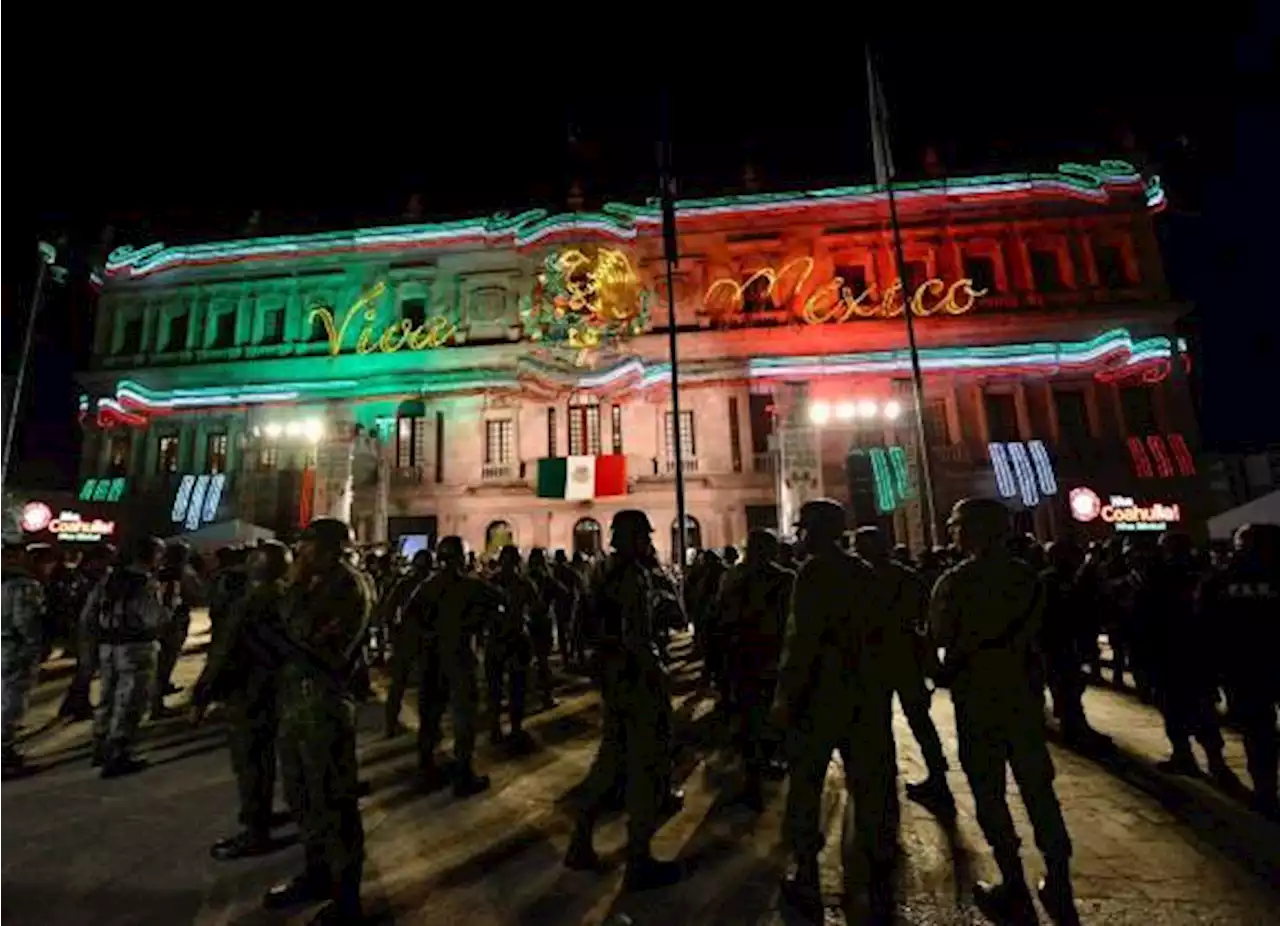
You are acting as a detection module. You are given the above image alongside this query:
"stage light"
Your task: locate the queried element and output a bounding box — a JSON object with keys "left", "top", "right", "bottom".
{"left": 808, "top": 401, "right": 831, "bottom": 425}
{"left": 284, "top": 421, "right": 302, "bottom": 438}
{"left": 264, "top": 423, "right": 283, "bottom": 440}
{"left": 883, "top": 400, "right": 902, "bottom": 420}
{"left": 857, "top": 399, "right": 878, "bottom": 418}
{"left": 303, "top": 419, "right": 325, "bottom": 442}
{"left": 836, "top": 401, "right": 857, "bottom": 421}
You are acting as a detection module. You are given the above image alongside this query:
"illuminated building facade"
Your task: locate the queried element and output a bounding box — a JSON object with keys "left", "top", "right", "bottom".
{"left": 78, "top": 160, "right": 1197, "bottom": 556}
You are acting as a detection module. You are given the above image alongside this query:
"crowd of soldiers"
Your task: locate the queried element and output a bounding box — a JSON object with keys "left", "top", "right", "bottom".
{"left": 1, "top": 498, "right": 1276, "bottom": 925}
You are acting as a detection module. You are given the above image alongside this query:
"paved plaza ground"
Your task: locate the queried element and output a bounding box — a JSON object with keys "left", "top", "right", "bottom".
{"left": 3, "top": 622, "right": 1278, "bottom": 925}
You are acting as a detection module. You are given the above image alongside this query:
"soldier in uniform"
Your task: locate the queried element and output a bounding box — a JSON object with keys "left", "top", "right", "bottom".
{"left": 565, "top": 510, "right": 682, "bottom": 892}
{"left": 405, "top": 535, "right": 497, "bottom": 795}
{"left": 192, "top": 540, "right": 292, "bottom": 860}
{"left": 526, "top": 547, "right": 562, "bottom": 710}
{"left": 261, "top": 519, "right": 370, "bottom": 924}
{"left": 488, "top": 546, "right": 537, "bottom": 748}
{"left": 720, "top": 529, "right": 793, "bottom": 810}
{"left": 58, "top": 543, "right": 116, "bottom": 721}
{"left": 87, "top": 536, "right": 168, "bottom": 778}
{"left": 152, "top": 542, "right": 204, "bottom": 719}
{"left": 777, "top": 500, "right": 899, "bottom": 922}
{"left": 931, "top": 499, "right": 1078, "bottom": 925}
{"left": 551, "top": 549, "right": 578, "bottom": 662}
{"left": 383, "top": 550, "right": 435, "bottom": 738}
{"left": 853, "top": 526, "right": 954, "bottom": 811}
{"left": 2, "top": 540, "right": 57, "bottom": 778}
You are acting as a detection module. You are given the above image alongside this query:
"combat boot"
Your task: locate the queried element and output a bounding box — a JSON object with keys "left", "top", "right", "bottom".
{"left": 781, "top": 855, "right": 822, "bottom": 922}
{"left": 100, "top": 746, "right": 149, "bottom": 779}
{"left": 1038, "top": 862, "right": 1081, "bottom": 926}
{"left": 262, "top": 869, "right": 329, "bottom": 910}
{"left": 622, "top": 851, "right": 681, "bottom": 892}
{"left": 973, "top": 879, "right": 1037, "bottom": 924}
{"left": 210, "top": 829, "right": 272, "bottom": 861}
{"left": 564, "top": 820, "right": 602, "bottom": 871}
{"left": 452, "top": 763, "right": 490, "bottom": 798}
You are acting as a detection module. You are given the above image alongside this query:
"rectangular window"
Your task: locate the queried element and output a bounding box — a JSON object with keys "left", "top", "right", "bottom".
{"left": 401, "top": 298, "right": 427, "bottom": 328}
{"left": 547, "top": 408, "right": 558, "bottom": 458}
{"left": 748, "top": 393, "right": 774, "bottom": 454}
{"left": 983, "top": 392, "right": 1020, "bottom": 443}
{"left": 165, "top": 314, "right": 189, "bottom": 352}
{"left": 1120, "top": 386, "right": 1158, "bottom": 434}
{"left": 108, "top": 433, "right": 132, "bottom": 476}
{"left": 1030, "top": 249, "right": 1064, "bottom": 292}
{"left": 120, "top": 317, "right": 144, "bottom": 354}
{"left": 923, "top": 397, "right": 951, "bottom": 446}
{"left": 568, "top": 402, "right": 601, "bottom": 456}
{"left": 834, "top": 264, "right": 868, "bottom": 297}
{"left": 157, "top": 435, "right": 180, "bottom": 474}
{"left": 257, "top": 446, "right": 279, "bottom": 472}
{"left": 1094, "top": 244, "right": 1132, "bottom": 288}
{"left": 206, "top": 433, "right": 228, "bottom": 473}
{"left": 963, "top": 255, "right": 998, "bottom": 293}
{"left": 665, "top": 410, "right": 696, "bottom": 462}
{"left": 261, "top": 307, "right": 285, "bottom": 344}
{"left": 212, "top": 310, "right": 237, "bottom": 348}
{"left": 485, "top": 419, "right": 514, "bottom": 465}
{"left": 434, "top": 412, "right": 444, "bottom": 483}
{"left": 611, "top": 405, "right": 623, "bottom": 455}
{"left": 1053, "top": 389, "right": 1091, "bottom": 448}
{"left": 729, "top": 396, "right": 742, "bottom": 473}
{"left": 395, "top": 416, "right": 427, "bottom": 468}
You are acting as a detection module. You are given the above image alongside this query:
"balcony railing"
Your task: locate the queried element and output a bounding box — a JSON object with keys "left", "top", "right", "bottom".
{"left": 391, "top": 465, "right": 428, "bottom": 486}
{"left": 931, "top": 443, "right": 972, "bottom": 466}
{"left": 661, "top": 456, "right": 700, "bottom": 475}
{"left": 751, "top": 451, "right": 775, "bottom": 474}
{"left": 482, "top": 461, "right": 517, "bottom": 482}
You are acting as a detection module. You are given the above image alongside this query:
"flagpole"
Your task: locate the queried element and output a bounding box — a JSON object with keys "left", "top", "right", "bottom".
{"left": 866, "top": 43, "right": 942, "bottom": 548}
{"left": 659, "top": 91, "right": 690, "bottom": 576}
{"left": 3, "top": 241, "right": 59, "bottom": 487}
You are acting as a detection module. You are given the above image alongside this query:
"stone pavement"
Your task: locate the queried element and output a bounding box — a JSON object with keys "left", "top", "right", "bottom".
{"left": 2, "top": 632, "right": 1278, "bottom": 925}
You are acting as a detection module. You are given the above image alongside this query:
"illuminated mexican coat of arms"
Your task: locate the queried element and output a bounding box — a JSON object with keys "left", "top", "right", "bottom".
{"left": 520, "top": 247, "right": 651, "bottom": 365}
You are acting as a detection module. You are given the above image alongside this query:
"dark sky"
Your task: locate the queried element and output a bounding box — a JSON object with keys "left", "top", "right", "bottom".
{"left": 6, "top": 22, "right": 1276, "bottom": 488}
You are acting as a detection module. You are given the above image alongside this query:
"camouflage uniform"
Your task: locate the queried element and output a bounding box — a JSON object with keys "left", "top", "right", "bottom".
{"left": 153, "top": 561, "right": 204, "bottom": 715}
{"left": 274, "top": 558, "right": 370, "bottom": 910}
{"left": 488, "top": 567, "right": 537, "bottom": 740}
{"left": 86, "top": 567, "right": 169, "bottom": 769}
{"left": 2, "top": 566, "right": 46, "bottom": 769}
{"left": 566, "top": 518, "right": 679, "bottom": 890}
{"left": 931, "top": 500, "right": 1077, "bottom": 924}
{"left": 414, "top": 560, "right": 500, "bottom": 794}
{"left": 780, "top": 536, "right": 900, "bottom": 894}
{"left": 381, "top": 567, "right": 432, "bottom": 735}
{"left": 193, "top": 577, "right": 288, "bottom": 845}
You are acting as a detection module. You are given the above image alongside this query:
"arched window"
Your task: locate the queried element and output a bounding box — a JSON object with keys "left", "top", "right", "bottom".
{"left": 573, "top": 517, "right": 602, "bottom": 556}
{"left": 671, "top": 515, "right": 702, "bottom": 558}
{"left": 486, "top": 520, "right": 513, "bottom": 554}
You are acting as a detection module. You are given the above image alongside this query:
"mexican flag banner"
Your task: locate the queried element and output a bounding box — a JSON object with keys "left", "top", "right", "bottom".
{"left": 536, "top": 455, "right": 627, "bottom": 500}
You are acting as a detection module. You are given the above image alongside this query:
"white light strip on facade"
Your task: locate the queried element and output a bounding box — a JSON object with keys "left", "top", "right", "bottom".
{"left": 201, "top": 473, "right": 226, "bottom": 523}
{"left": 988, "top": 443, "right": 1016, "bottom": 498}
{"left": 1027, "top": 440, "right": 1059, "bottom": 495}
{"left": 171, "top": 475, "right": 195, "bottom": 523}
{"left": 185, "top": 475, "right": 211, "bottom": 531}
{"left": 1006, "top": 442, "right": 1041, "bottom": 508}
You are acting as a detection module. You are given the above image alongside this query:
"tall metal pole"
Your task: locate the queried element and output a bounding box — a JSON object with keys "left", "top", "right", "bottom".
{"left": 3, "top": 242, "right": 58, "bottom": 487}
{"left": 659, "top": 92, "right": 689, "bottom": 574}
{"left": 866, "top": 45, "right": 942, "bottom": 548}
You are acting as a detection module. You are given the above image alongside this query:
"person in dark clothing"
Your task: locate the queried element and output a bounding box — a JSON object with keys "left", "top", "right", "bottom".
{"left": 720, "top": 529, "right": 793, "bottom": 810}
{"left": 526, "top": 548, "right": 562, "bottom": 710}
{"left": 383, "top": 550, "right": 435, "bottom": 737}
{"left": 1040, "top": 539, "right": 1111, "bottom": 751}
{"left": 1200, "top": 524, "right": 1278, "bottom": 817}
{"left": 152, "top": 543, "right": 204, "bottom": 718}
{"left": 932, "top": 499, "right": 1078, "bottom": 926}
{"left": 551, "top": 549, "right": 579, "bottom": 662}
{"left": 192, "top": 541, "right": 292, "bottom": 860}
{"left": 488, "top": 546, "right": 537, "bottom": 749}
{"left": 1145, "top": 533, "right": 1232, "bottom": 782}
{"left": 57, "top": 544, "right": 115, "bottom": 721}
{"left": 854, "top": 526, "right": 954, "bottom": 811}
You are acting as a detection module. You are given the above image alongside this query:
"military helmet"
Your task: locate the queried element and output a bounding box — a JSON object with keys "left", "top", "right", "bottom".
{"left": 300, "top": 517, "right": 353, "bottom": 552}
{"left": 611, "top": 509, "right": 653, "bottom": 537}
{"left": 436, "top": 535, "right": 465, "bottom": 564}
{"left": 946, "top": 498, "right": 1010, "bottom": 542}
{"left": 797, "top": 498, "right": 847, "bottom": 543}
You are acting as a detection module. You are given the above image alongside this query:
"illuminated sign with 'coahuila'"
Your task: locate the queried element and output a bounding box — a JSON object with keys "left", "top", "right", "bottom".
{"left": 1071, "top": 488, "right": 1180, "bottom": 531}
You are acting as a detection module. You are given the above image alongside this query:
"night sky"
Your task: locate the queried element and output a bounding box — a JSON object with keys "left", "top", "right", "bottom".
{"left": 5, "top": 22, "right": 1276, "bottom": 489}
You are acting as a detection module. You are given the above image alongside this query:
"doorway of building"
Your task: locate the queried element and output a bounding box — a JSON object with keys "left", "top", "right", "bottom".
{"left": 573, "top": 517, "right": 602, "bottom": 556}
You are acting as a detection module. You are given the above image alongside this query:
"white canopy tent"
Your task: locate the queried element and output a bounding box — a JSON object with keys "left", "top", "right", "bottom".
{"left": 1206, "top": 490, "right": 1280, "bottom": 540}
{"left": 168, "top": 519, "right": 276, "bottom": 553}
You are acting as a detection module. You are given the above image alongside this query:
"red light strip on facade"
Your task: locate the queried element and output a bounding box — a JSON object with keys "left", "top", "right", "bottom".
{"left": 1167, "top": 433, "right": 1196, "bottom": 477}
{"left": 1146, "top": 436, "right": 1175, "bottom": 478}
{"left": 1127, "top": 437, "right": 1154, "bottom": 478}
